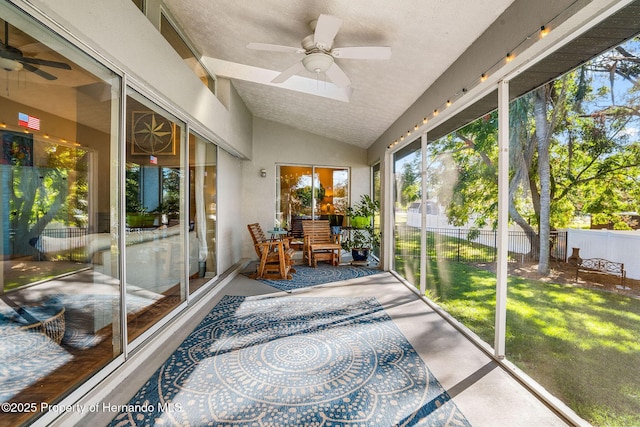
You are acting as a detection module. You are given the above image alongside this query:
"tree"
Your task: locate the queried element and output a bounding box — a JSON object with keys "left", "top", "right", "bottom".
{"left": 396, "top": 153, "right": 422, "bottom": 208}
{"left": 425, "top": 37, "right": 640, "bottom": 274}
{"left": 8, "top": 138, "right": 86, "bottom": 257}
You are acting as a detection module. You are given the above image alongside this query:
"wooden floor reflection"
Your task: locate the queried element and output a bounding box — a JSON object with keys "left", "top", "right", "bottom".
{"left": 0, "top": 261, "right": 185, "bottom": 427}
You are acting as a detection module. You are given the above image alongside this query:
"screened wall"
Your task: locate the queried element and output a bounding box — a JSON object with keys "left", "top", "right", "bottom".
{"left": 389, "top": 26, "right": 640, "bottom": 427}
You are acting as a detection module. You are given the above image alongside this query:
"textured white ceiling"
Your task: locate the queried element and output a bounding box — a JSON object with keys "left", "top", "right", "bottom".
{"left": 163, "top": 0, "right": 517, "bottom": 148}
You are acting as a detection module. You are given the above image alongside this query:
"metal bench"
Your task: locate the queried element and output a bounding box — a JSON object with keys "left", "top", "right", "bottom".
{"left": 576, "top": 258, "right": 626, "bottom": 287}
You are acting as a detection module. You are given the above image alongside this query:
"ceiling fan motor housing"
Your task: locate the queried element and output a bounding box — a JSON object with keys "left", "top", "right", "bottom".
{"left": 0, "top": 57, "right": 23, "bottom": 71}
{"left": 247, "top": 14, "right": 389, "bottom": 87}
{"left": 302, "top": 52, "right": 334, "bottom": 74}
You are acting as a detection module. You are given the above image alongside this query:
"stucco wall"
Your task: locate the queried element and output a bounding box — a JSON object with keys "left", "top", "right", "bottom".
{"left": 217, "top": 149, "right": 245, "bottom": 272}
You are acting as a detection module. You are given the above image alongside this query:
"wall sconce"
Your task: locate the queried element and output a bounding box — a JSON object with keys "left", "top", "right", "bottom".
{"left": 260, "top": 168, "right": 267, "bottom": 178}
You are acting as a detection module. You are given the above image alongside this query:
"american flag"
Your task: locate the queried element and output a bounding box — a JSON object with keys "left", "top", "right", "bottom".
{"left": 18, "top": 112, "right": 41, "bottom": 130}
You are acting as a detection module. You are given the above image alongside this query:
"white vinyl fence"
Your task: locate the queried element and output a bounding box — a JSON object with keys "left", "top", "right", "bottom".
{"left": 567, "top": 229, "right": 640, "bottom": 280}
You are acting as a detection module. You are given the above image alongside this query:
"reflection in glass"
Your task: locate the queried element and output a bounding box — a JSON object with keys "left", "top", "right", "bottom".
{"left": 125, "top": 92, "right": 185, "bottom": 343}
{"left": 277, "top": 166, "right": 313, "bottom": 232}
{"left": 189, "top": 132, "right": 217, "bottom": 294}
{"left": 393, "top": 141, "right": 422, "bottom": 285}
{"left": 0, "top": 10, "right": 120, "bottom": 425}
{"left": 160, "top": 14, "right": 215, "bottom": 93}
{"left": 315, "top": 167, "right": 349, "bottom": 221}
{"left": 423, "top": 114, "right": 499, "bottom": 342}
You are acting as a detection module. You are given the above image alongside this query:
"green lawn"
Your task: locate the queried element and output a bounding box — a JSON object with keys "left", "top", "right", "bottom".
{"left": 412, "top": 259, "right": 640, "bottom": 426}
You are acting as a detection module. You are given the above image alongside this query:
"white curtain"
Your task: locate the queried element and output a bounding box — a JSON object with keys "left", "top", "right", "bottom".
{"left": 195, "top": 140, "right": 207, "bottom": 262}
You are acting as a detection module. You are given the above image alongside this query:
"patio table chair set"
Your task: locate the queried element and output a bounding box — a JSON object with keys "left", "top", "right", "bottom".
{"left": 247, "top": 220, "right": 342, "bottom": 280}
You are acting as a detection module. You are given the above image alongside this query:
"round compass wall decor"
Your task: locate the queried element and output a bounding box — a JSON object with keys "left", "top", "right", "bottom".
{"left": 131, "top": 111, "right": 176, "bottom": 155}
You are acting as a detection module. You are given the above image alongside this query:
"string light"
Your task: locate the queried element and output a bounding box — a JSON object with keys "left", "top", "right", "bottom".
{"left": 388, "top": 12, "right": 561, "bottom": 150}
{"left": 540, "top": 25, "right": 549, "bottom": 38}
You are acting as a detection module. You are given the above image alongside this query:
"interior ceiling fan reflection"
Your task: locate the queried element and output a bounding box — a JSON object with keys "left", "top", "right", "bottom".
{"left": 247, "top": 14, "right": 391, "bottom": 88}
{"left": 0, "top": 21, "right": 72, "bottom": 80}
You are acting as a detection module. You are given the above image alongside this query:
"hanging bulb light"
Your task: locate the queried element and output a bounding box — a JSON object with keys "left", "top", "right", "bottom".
{"left": 540, "top": 25, "right": 550, "bottom": 38}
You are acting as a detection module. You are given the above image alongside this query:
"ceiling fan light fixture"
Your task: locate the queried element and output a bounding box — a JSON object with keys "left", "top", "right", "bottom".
{"left": 302, "top": 52, "right": 334, "bottom": 74}
{"left": 0, "top": 57, "right": 23, "bottom": 72}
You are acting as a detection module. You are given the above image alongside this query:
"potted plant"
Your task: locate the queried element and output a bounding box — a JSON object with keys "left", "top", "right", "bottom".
{"left": 126, "top": 199, "right": 154, "bottom": 228}
{"left": 344, "top": 195, "right": 381, "bottom": 262}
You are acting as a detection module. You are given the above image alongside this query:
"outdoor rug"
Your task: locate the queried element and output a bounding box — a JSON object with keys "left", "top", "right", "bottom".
{"left": 255, "top": 263, "right": 383, "bottom": 292}
{"left": 108, "top": 295, "right": 471, "bottom": 426}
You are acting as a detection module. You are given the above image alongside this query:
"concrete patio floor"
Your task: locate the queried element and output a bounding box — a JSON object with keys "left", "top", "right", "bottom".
{"left": 79, "top": 265, "right": 577, "bottom": 427}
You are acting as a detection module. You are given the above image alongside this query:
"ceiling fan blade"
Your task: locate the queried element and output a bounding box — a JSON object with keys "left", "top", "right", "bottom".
{"left": 313, "top": 14, "right": 342, "bottom": 50}
{"left": 331, "top": 46, "right": 391, "bottom": 60}
{"left": 246, "top": 43, "right": 304, "bottom": 54}
{"left": 271, "top": 61, "right": 305, "bottom": 84}
{"left": 324, "top": 62, "right": 351, "bottom": 88}
{"left": 17, "top": 56, "right": 72, "bottom": 70}
{"left": 21, "top": 62, "right": 57, "bottom": 80}
{"left": 0, "top": 49, "right": 72, "bottom": 69}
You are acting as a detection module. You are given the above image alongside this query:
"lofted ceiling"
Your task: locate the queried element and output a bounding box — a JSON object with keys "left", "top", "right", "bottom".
{"left": 162, "top": 0, "right": 517, "bottom": 148}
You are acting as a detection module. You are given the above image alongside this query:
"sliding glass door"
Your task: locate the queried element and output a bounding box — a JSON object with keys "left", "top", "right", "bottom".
{"left": 125, "top": 90, "right": 186, "bottom": 343}
{"left": 276, "top": 165, "right": 349, "bottom": 237}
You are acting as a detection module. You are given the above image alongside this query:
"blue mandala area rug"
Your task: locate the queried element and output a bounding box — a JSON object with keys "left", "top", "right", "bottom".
{"left": 256, "top": 263, "right": 383, "bottom": 292}
{"left": 108, "top": 295, "right": 471, "bottom": 427}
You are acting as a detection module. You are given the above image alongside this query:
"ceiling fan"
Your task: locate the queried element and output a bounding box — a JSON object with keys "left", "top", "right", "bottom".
{"left": 0, "top": 21, "right": 72, "bottom": 80}
{"left": 247, "top": 14, "right": 391, "bottom": 88}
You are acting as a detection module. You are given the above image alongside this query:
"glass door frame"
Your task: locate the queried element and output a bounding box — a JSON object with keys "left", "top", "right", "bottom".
{"left": 276, "top": 163, "right": 350, "bottom": 232}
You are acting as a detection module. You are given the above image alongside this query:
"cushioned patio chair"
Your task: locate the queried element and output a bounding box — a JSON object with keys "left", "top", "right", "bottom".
{"left": 247, "top": 223, "right": 296, "bottom": 280}
{"left": 302, "top": 220, "right": 342, "bottom": 267}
